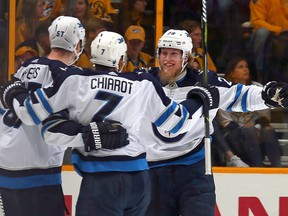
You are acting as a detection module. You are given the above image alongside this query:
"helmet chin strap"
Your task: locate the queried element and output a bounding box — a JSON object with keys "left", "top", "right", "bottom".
{"left": 67, "top": 49, "right": 82, "bottom": 66}
{"left": 173, "top": 59, "right": 188, "bottom": 79}
{"left": 180, "top": 61, "right": 188, "bottom": 74}
{"left": 68, "top": 43, "right": 84, "bottom": 66}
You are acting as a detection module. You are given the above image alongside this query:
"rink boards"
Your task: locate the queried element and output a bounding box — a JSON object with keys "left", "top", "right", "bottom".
{"left": 62, "top": 166, "right": 288, "bottom": 216}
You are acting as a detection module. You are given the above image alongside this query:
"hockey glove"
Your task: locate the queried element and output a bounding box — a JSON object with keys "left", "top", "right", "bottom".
{"left": 82, "top": 120, "right": 129, "bottom": 152}
{"left": 0, "top": 79, "right": 28, "bottom": 110}
{"left": 262, "top": 81, "right": 288, "bottom": 108}
{"left": 187, "top": 84, "right": 219, "bottom": 110}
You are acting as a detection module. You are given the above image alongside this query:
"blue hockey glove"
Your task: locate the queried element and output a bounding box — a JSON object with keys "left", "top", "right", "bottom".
{"left": 262, "top": 81, "right": 288, "bottom": 108}
{"left": 82, "top": 120, "right": 129, "bottom": 152}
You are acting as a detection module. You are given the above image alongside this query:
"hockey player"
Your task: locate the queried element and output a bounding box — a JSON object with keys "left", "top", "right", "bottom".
{"left": 135, "top": 29, "right": 288, "bottom": 216}
{"left": 0, "top": 17, "right": 129, "bottom": 216}
{"left": 0, "top": 31, "right": 219, "bottom": 216}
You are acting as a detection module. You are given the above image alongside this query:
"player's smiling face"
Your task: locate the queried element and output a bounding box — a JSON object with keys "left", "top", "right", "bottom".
{"left": 159, "top": 48, "right": 183, "bottom": 82}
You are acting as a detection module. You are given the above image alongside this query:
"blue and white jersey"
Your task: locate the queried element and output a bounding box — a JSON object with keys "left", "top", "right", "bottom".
{"left": 0, "top": 57, "right": 67, "bottom": 189}
{"left": 141, "top": 68, "right": 269, "bottom": 167}
{"left": 11, "top": 65, "right": 204, "bottom": 175}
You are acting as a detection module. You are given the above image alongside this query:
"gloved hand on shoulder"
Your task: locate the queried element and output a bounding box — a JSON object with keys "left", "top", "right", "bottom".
{"left": 82, "top": 120, "right": 129, "bottom": 152}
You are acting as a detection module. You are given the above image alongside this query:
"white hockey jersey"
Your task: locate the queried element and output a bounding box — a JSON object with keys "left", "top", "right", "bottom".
{"left": 0, "top": 57, "right": 68, "bottom": 189}
{"left": 11, "top": 66, "right": 204, "bottom": 174}
{"left": 142, "top": 68, "right": 269, "bottom": 167}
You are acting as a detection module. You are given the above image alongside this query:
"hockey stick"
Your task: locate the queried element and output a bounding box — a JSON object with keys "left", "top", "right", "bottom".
{"left": 201, "top": 0, "right": 212, "bottom": 175}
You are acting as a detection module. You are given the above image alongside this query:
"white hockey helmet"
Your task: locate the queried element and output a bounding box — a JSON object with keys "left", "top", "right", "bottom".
{"left": 157, "top": 29, "right": 193, "bottom": 60}
{"left": 49, "top": 16, "right": 85, "bottom": 53}
{"left": 90, "top": 31, "right": 127, "bottom": 71}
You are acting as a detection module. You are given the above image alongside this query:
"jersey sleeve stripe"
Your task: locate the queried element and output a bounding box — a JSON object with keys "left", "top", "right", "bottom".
{"left": 25, "top": 98, "right": 41, "bottom": 124}
{"left": 35, "top": 89, "right": 53, "bottom": 114}
{"left": 169, "top": 106, "right": 188, "bottom": 133}
{"left": 227, "top": 84, "right": 243, "bottom": 111}
{"left": 154, "top": 101, "right": 178, "bottom": 127}
{"left": 41, "top": 119, "right": 61, "bottom": 138}
{"left": 241, "top": 90, "right": 249, "bottom": 112}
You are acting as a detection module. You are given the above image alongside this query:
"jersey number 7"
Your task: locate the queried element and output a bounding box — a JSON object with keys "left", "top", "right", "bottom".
{"left": 91, "top": 90, "right": 123, "bottom": 122}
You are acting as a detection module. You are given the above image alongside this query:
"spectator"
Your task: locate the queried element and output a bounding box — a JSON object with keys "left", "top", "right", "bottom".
{"left": 117, "top": 0, "right": 155, "bottom": 54}
{"left": 216, "top": 57, "right": 282, "bottom": 167}
{"left": 88, "top": 0, "right": 118, "bottom": 24}
{"left": 188, "top": 57, "right": 247, "bottom": 167}
{"left": 207, "top": 0, "right": 250, "bottom": 73}
{"left": 17, "top": 0, "right": 64, "bottom": 21}
{"left": 76, "top": 16, "right": 107, "bottom": 68}
{"left": 42, "top": 0, "right": 65, "bottom": 21}
{"left": 211, "top": 115, "right": 249, "bottom": 167}
{"left": 34, "top": 20, "right": 51, "bottom": 57}
{"left": 14, "top": 40, "right": 39, "bottom": 71}
{"left": 178, "top": 19, "right": 217, "bottom": 72}
{"left": 118, "top": 0, "right": 148, "bottom": 32}
{"left": 14, "top": 21, "right": 51, "bottom": 71}
{"left": 249, "top": 0, "right": 288, "bottom": 83}
{"left": 123, "top": 25, "right": 154, "bottom": 72}
{"left": 15, "top": 0, "right": 45, "bottom": 47}
{"left": 69, "top": 0, "right": 90, "bottom": 23}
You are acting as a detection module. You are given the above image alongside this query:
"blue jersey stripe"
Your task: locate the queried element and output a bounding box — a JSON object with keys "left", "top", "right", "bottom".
{"left": 149, "top": 146, "right": 205, "bottom": 168}
{"left": 0, "top": 173, "right": 62, "bottom": 189}
{"left": 72, "top": 154, "right": 149, "bottom": 174}
{"left": 154, "top": 101, "right": 178, "bottom": 126}
{"left": 25, "top": 98, "right": 41, "bottom": 124}
{"left": 227, "top": 84, "right": 243, "bottom": 111}
{"left": 0, "top": 108, "right": 5, "bottom": 115}
{"left": 241, "top": 90, "right": 249, "bottom": 112}
{"left": 169, "top": 106, "right": 188, "bottom": 133}
{"left": 41, "top": 119, "right": 58, "bottom": 138}
{"left": 36, "top": 89, "right": 53, "bottom": 114}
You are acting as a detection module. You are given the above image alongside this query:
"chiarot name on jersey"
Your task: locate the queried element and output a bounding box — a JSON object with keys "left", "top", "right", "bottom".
{"left": 91, "top": 77, "right": 133, "bottom": 94}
